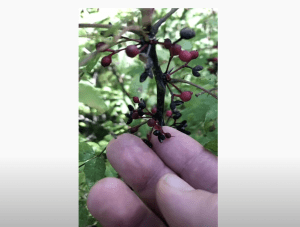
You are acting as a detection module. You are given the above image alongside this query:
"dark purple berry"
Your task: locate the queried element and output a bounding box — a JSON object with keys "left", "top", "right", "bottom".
{"left": 142, "top": 139, "right": 153, "bottom": 148}
{"left": 151, "top": 107, "right": 157, "bottom": 114}
{"left": 126, "top": 45, "right": 140, "bottom": 58}
{"left": 133, "top": 96, "right": 139, "bottom": 103}
{"left": 101, "top": 55, "right": 112, "bottom": 67}
{"left": 165, "top": 133, "right": 172, "bottom": 138}
{"left": 130, "top": 126, "right": 139, "bottom": 133}
{"left": 153, "top": 130, "right": 160, "bottom": 136}
{"left": 194, "top": 65, "right": 203, "bottom": 71}
{"left": 128, "top": 105, "right": 134, "bottom": 111}
{"left": 132, "top": 112, "right": 139, "bottom": 119}
{"left": 170, "top": 44, "right": 182, "bottom": 56}
{"left": 180, "top": 27, "right": 196, "bottom": 40}
{"left": 147, "top": 119, "right": 156, "bottom": 127}
{"left": 164, "top": 38, "right": 172, "bottom": 49}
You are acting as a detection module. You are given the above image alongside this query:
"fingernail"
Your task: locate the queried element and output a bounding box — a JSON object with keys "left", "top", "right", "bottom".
{"left": 163, "top": 174, "right": 194, "bottom": 191}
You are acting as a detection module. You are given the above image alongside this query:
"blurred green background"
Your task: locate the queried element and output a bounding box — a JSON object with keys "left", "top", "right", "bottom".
{"left": 79, "top": 8, "right": 218, "bottom": 227}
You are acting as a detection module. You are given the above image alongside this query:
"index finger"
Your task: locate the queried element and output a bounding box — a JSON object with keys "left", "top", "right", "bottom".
{"left": 150, "top": 126, "right": 218, "bottom": 193}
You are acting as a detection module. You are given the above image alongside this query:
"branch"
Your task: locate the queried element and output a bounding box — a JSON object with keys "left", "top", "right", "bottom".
{"left": 151, "top": 8, "right": 179, "bottom": 35}
{"left": 79, "top": 147, "right": 106, "bottom": 168}
{"left": 195, "top": 87, "right": 218, "bottom": 97}
{"left": 170, "top": 78, "right": 218, "bottom": 100}
{"left": 79, "top": 25, "right": 149, "bottom": 67}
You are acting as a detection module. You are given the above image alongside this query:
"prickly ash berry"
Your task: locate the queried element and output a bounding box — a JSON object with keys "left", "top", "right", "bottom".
{"left": 180, "top": 27, "right": 196, "bottom": 40}
{"left": 158, "top": 134, "right": 165, "bottom": 143}
{"left": 190, "top": 50, "right": 199, "bottom": 59}
{"left": 147, "top": 119, "right": 156, "bottom": 127}
{"left": 133, "top": 96, "right": 139, "bottom": 103}
{"left": 164, "top": 38, "right": 172, "bottom": 49}
{"left": 194, "top": 65, "right": 203, "bottom": 71}
{"left": 101, "top": 55, "right": 112, "bottom": 67}
{"left": 192, "top": 69, "right": 201, "bottom": 77}
{"left": 128, "top": 105, "right": 134, "bottom": 111}
{"left": 138, "top": 102, "right": 146, "bottom": 109}
{"left": 130, "top": 126, "right": 139, "bottom": 133}
{"left": 151, "top": 107, "right": 157, "bottom": 114}
{"left": 132, "top": 112, "right": 139, "bottom": 119}
{"left": 166, "top": 110, "right": 172, "bottom": 117}
{"left": 180, "top": 91, "right": 193, "bottom": 102}
{"left": 125, "top": 45, "right": 140, "bottom": 58}
{"left": 173, "top": 112, "right": 182, "bottom": 120}
{"left": 179, "top": 50, "right": 192, "bottom": 62}
{"left": 153, "top": 130, "right": 160, "bottom": 136}
{"left": 174, "top": 100, "right": 184, "bottom": 106}
{"left": 138, "top": 109, "right": 144, "bottom": 116}
{"left": 170, "top": 44, "right": 182, "bottom": 56}
{"left": 165, "top": 133, "right": 172, "bottom": 138}
{"left": 142, "top": 139, "right": 153, "bottom": 148}
{"left": 170, "top": 102, "right": 176, "bottom": 111}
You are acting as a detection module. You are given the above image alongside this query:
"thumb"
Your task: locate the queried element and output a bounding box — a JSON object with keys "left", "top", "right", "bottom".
{"left": 156, "top": 173, "right": 218, "bottom": 227}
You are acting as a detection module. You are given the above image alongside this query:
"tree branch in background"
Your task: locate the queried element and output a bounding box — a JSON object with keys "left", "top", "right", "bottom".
{"left": 170, "top": 78, "right": 218, "bottom": 100}
{"left": 139, "top": 8, "right": 155, "bottom": 31}
{"left": 151, "top": 8, "right": 179, "bottom": 35}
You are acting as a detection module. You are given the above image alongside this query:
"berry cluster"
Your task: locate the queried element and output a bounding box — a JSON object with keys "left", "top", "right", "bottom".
{"left": 98, "top": 26, "right": 204, "bottom": 146}
{"left": 125, "top": 96, "right": 176, "bottom": 147}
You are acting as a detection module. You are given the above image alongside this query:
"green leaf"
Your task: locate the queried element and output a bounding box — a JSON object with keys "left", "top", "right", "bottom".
{"left": 87, "top": 142, "right": 102, "bottom": 155}
{"left": 79, "top": 200, "right": 89, "bottom": 227}
{"left": 84, "top": 156, "right": 106, "bottom": 189}
{"left": 86, "top": 53, "right": 101, "bottom": 73}
{"left": 205, "top": 102, "right": 218, "bottom": 122}
{"left": 204, "top": 139, "right": 218, "bottom": 155}
{"left": 128, "top": 66, "right": 150, "bottom": 98}
{"left": 180, "top": 40, "right": 193, "bottom": 51}
{"left": 105, "top": 160, "right": 118, "bottom": 178}
{"left": 79, "top": 81, "right": 108, "bottom": 113}
{"left": 79, "top": 142, "right": 95, "bottom": 162}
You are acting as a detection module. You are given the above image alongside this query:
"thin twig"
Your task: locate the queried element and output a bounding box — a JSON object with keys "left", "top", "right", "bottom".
{"left": 79, "top": 147, "right": 106, "bottom": 168}
{"left": 152, "top": 8, "right": 179, "bottom": 34}
{"left": 196, "top": 87, "right": 218, "bottom": 97}
{"left": 170, "top": 78, "right": 218, "bottom": 100}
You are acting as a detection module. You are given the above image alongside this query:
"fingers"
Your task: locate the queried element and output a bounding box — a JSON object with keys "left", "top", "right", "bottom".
{"left": 151, "top": 126, "right": 218, "bottom": 193}
{"left": 106, "top": 133, "right": 174, "bottom": 216}
{"left": 156, "top": 173, "right": 218, "bottom": 227}
{"left": 87, "top": 177, "right": 167, "bottom": 227}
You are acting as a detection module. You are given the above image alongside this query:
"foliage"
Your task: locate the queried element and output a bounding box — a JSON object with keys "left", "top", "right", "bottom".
{"left": 78, "top": 8, "right": 218, "bottom": 227}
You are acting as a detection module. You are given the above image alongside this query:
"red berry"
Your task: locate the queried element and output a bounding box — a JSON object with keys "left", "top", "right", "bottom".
{"left": 213, "top": 57, "right": 218, "bottom": 62}
{"left": 132, "top": 112, "right": 139, "bottom": 119}
{"left": 125, "top": 45, "right": 140, "bottom": 58}
{"left": 133, "top": 96, "right": 139, "bottom": 103}
{"left": 101, "top": 55, "right": 112, "bottom": 67}
{"left": 165, "top": 133, "right": 172, "bottom": 138}
{"left": 151, "top": 107, "right": 157, "bottom": 114}
{"left": 190, "top": 50, "right": 199, "bottom": 59}
{"left": 147, "top": 119, "right": 156, "bottom": 127}
{"left": 164, "top": 38, "right": 172, "bottom": 49}
{"left": 130, "top": 126, "right": 139, "bottom": 133}
{"left": 180, "top": 91, "right": 193, "bottom": 102}
{"left": 179, "top": 50, "right": 192, "bottom": 62}
{"left": 170, "top": 44, "right": 182, "bottom": 56}
{"left": 166, "top": 110, "right": 172, "bottom": 117}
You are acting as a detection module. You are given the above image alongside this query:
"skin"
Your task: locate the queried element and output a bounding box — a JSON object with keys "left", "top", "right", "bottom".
{"left": 87, "top": 126, "right": 218, "bottom": 227}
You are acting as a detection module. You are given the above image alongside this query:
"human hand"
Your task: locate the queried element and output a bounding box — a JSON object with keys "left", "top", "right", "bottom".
{"left": 87, "top": 126, "right": 218, "bottom": 227}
